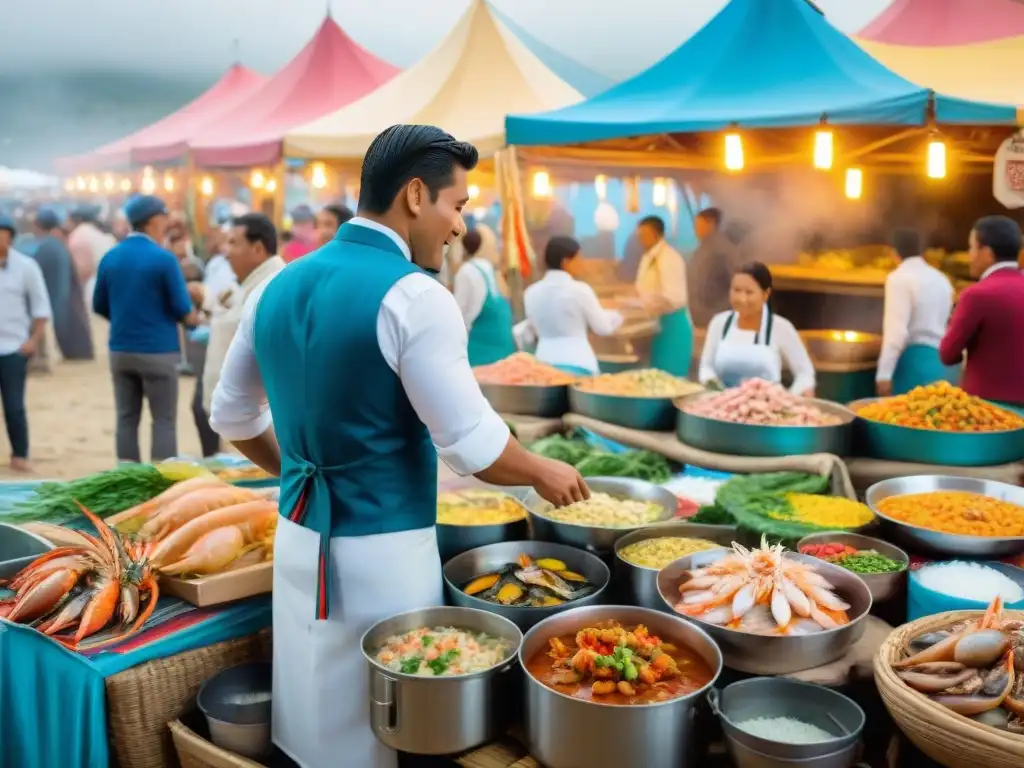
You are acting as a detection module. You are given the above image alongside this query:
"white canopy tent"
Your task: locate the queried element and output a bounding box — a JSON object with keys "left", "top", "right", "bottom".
{"left": 0, "top": 166, "right": 60, "bottom": 192}
{"left": 284, "top": 0, "right": 582, "bottom": 160}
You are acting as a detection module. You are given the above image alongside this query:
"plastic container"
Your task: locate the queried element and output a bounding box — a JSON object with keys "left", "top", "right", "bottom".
{"left": 906, "top": 562, "right": 1024, "bottom": 622}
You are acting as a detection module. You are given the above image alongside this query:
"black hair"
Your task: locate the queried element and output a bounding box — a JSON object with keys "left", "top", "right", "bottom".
{"left": 734, "top": 260, "right": 774, "bottom": 316}
{"left": 973, "top": 215, "right": 1023, "bottom": 263}
{"left": 545, "top": 235, "right": 581, "bottom": 271}
{"left": 638, "top": 215, "right": 665, "bottom": 236}
{"left": 358, "top": 124, "right": 479, "bottom": 215}
{"left": 891, "top": 229, "right": 921, "bottom": 260}
{"left": 697, "top": 207, "right": 722, "bottom": 227}
{"left": 463, "top": 229, "right": 483, "bottom": 256}
{"left": 232, "top": 213, "right": 278, "bottom": 256}
{"left": 322, "top": 203, "right": 354, "bottom": 229}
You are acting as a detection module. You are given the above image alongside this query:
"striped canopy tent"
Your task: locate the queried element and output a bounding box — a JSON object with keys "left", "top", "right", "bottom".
{"left": 188, "top": 15, "right": 398, "bottom": 168}
{"left": 55, "top": 64, "right": 266, "bottom": 174}
{"left": 857, "top": 0, "right": 1024, "bottom": 108}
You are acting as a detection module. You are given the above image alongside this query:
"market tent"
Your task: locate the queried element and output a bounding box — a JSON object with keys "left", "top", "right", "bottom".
{"left": 0, "top": 167, "right": 59, "bottom": 191}
{"left": 283, "top": 0, "right": 582, "bottom": 160}
{"left": 54, "top": 64, "right": 266, "bottom": 174}
{"left": 504, "top": 0, "right": 1017, "bottom": 148}
{"left": 189, "top": 16, "right": 398, "bottom": 167}
{"left": 857, "top": 0, "right": 1024, "bottom": 46}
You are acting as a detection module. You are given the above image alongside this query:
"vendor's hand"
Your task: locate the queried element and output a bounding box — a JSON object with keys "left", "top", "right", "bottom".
{"left": 187, "top": 282, "right": 205, "bottom": 304}
{"left": 18, "top": 338, "right": 37, "bottom": 358}
{"left": 532, "top": 457, "right": 590, "bottom": 507}
{"left": 875, "top": 380, "right": 892, "bottom": 398}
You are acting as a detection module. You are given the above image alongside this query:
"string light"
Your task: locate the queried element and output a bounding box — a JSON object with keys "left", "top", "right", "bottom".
{"left": 163, "top": 174, "right": 175, "bottom": 192}
{"left": 140, "top": 176, "right": 156, "bottom": 194}
{"left": 103, "top": 174, "right": 115, "bottom": 191}
{"left": 75, "top": 176, "right": 86, "bottom": 191}
{"left": 927, "top": 139, "right": 947, "bottom": 179}
{"left": 651, "top": 178, "right": 668, "bottom": 207}
{"left": 310, "top": 163, "right": 327, "bottom": 189}
{"left": 468, "top": 184, "right": 480, "bottom": 200}
{"left": 531, "top": 170, "right": 552, "bottom": 199}
{"left": 142, "top": 166, "right": 154, "bottom": 178}
{"left": 63, "top": 179, "right": 75, "bottom": 193}
{"left": 200, "top": 177, "right": 214, "bottom": 196}
{"left": 813, "top": 130, "right": 834, "bottom": 170}
{"left": 724, "top": 133, "right": 744, "bottom": 171}
{"left": 844, "top": 168, "right": 863, "bottom": 200}
{"left": 250, "top": 170, "right": 266, "bottom": 189}
{"left": 265, "top": 178, "right": 278, "bottom": 194}
{"left": 594, "top": 174, "right": 607, "bottom": 201}
{"left": 87, "top": 176, "right": 99, "bottom": 193}
{"left": 119, "top": 178, "right": 131, "bottom": 192}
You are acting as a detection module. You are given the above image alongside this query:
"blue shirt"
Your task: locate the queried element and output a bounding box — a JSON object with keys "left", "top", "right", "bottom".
{"left": 92, "top": 233, "right": 192, "bottom": 354}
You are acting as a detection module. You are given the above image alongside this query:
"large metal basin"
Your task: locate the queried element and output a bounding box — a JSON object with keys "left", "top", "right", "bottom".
{"left": 865, "top": 475, "right": 1024, "bottom": 558}
{"left": 570, "top": 386, "right": 679, "bottom": 431}
{"left": 521, "top": 604, "right": 722, "bottom": 768}
{"left": 443, "top": 541, "right": 610, "bottom": 631}
{"left": 478, "top": 383, "right": 570, "bottom": 418}
{"left": 362, "top": 606, "right": 522, "bottom": 755}
{"left": 850, "top": 397, "right": 1024, "bottom": 466}
{"left": 436, "top": 491, "right": 531, "bottom": 563}
{"left": 657, "top": 549, "right": 872, "bottom": 674}
{"left": 797, "top": 531, "right": 908, "bottom": 604}
{"left": 801, "top": 330, "right": 881, "bottom": 365}
{"left": 526, "top": 477, "right": 678, "bottom": 555}
{"left": 675, "top": 393, "right": 854, "bottom": 457}
{"left": 614, "top": 522, "right": 737, "bottom": 610}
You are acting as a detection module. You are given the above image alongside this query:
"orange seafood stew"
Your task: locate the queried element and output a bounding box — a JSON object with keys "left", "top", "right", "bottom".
{"left": 526, "top": 620, "right": 714, "bottom": 705}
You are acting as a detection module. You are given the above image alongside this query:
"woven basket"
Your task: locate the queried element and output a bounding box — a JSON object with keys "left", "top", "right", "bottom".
{"left": 169, "top": 719, "right": 265, "bottom": 768}
{"left": 106, "top": 629, "right": 271, "bottom": 768}
{"left": 874, "top": 609, "right": 1024, "bottom": 768}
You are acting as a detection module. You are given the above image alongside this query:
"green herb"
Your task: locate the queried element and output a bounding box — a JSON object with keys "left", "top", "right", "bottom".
{"left": 422, "top": 635, "right": 434, "bottom": 646}
{"left": 400, "top": 656, "right": 423, "bottom": 674}
{"left": 529, "top": 434, "right": 593, "bottom": 465}
{"left": 836, "top": 551, "right": 905, "bottom": 574}
{"left": 427, "top": 649, "right": 460, "bottom": 676}
{"left": 528, "top": 432, "right": 673, "bottom": 483}
{"left": 690, "top": 504, "right": 734, "bottom": 525}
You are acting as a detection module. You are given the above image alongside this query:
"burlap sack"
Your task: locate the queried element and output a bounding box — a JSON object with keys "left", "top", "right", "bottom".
{"left": 846, "top": 457, "right": 1023, "bottom": 494}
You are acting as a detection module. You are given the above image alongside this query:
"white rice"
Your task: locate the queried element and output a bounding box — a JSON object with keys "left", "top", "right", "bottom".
{"left": 915, "top": 561, "right": 1024, "bottom": 604}
{"left": 734, "top": 716, "right": 835, "bottom": 744}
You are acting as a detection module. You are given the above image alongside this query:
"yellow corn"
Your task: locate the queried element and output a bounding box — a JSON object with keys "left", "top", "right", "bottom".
{"left": 768, "top": 493, "right": 875, "bottom": 529}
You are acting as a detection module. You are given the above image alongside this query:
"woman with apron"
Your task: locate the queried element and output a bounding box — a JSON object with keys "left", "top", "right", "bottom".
{"left": 698, "top": 261, "right": 816, "bottom": 395}
{"left": 452, "top": 227, "right": 515, "bottom": 366}
{"left": 514, "top": 236, "right": 627, "bottom": 376}
{"left": 634, "top": 215, "right": 693, "bottom": 376}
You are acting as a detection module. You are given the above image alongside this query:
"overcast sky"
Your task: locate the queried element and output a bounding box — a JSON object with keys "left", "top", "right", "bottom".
{"left": 3, "top": 0, "right": 893, "bottom": 80}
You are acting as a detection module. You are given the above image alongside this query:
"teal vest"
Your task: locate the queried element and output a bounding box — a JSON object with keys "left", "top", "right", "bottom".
{"left": 253, "top": 223, "right": 437, "bottom": 619}
{"left": 466, "top": 261, "right": 516, "bottom": 366}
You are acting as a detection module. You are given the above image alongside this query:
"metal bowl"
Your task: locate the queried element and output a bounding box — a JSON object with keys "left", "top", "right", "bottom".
{"left": 597, "top": 354, "right": 641, "bottom": 374}
{"left": 614, "top": 522, "right": 738, "bottom": 610}
{"left": 865, "top": 475, "right": 1024, "bottom": 558}
{"left": 443, "top": 541, "right": 610, "bottom": 630}
{"left": 801, "top": 330, "right": 881, "bottom": 366}
{"left": 710, "top": 677, "right": 865, "bottom": 760}
{"left": 527, "top": 477, "right": 679, "bottom": 555}
{"left": 797, "top": 531, "right": 909, "bottom": 603}
{"left": 657, "top": 549, "right": 872, "bottom": 674}
{"left": 0, "top": 523, "right": 54, "bottom": 581}
{"left": 570, "top": 386, "right": 683, "bottom": 431}
{"left": 675, "top": 393, "right": 854, "bottom": 457}
{"left": 520, "top": 604, "right": 722, "bottom": 768}
{"left": 478, "top": 383, "right": 570, "bottom": 418}
{"left": 362, "top": 606, "right": 523, "bottom": 755}
{"left": 436, "top": 491, "right": 531, "bottom": 563}
{"left": 197, "top": 661, "right": 272, "bottom": 761}
{"left": 725, "top": 737, "right": 862, "bottom": 768}
{"left": 850, "top": 398, "right": 1024, "bottom": 466}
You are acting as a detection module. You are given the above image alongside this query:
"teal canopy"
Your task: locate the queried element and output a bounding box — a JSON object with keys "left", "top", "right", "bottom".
{"left": 505, "top": 0, "right": 1017, "bottom": 147}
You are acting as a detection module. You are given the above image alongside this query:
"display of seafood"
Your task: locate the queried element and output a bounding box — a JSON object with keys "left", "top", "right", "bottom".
{"left": 541, "top": 492, "right": 663, "bottom": 528}
{"left": 893, "top": 598, "right": 1023, "bottom": 733}
{"left": 682, "top": 379, "right": 840, "bottom": 426}
{"left": 375, "top": 626, "right": 511, "bottom": 676}
{"left": 0, "top": 504, "right": 159, "bottom": 651}
{"left": 575, "top": 369, "right": 703, "bottom": 398}
{"left": 462, "top": 553, "right": 596, "bottom": 608}
{"left": 437, "top": 490, "right": 527, "bottom": 526}
{"left": 672, "top": 538, "right": 851, "bottom": 635}
{"left": 473, "top": 353, "right": 577, "bottom": 386}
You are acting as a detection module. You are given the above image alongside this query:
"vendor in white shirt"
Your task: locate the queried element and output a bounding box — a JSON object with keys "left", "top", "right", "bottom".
{"left": 699, "top": 261, "right": 816, "bottom": 395}
{"left": 513, "top": 236, "right": 624, "bottom": 375}
{"left": 451, "top": 225, "right": 516, "bottom": 366}
{"left": 635, "top": 215, "right": 693, "bottom": 376}
{"left": 876, "top": 229, "right": 958, "bottom": 397}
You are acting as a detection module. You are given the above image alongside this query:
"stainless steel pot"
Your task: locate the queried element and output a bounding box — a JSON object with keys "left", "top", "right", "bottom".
{"left": 197, "top": 662, "right": 273, "bottom": 761}
{"left": 613, "top": 522, "right": 737, "bottom": 610}
{"left": 526, "top": 477, "right": 678, "bottom": 555}
{"left": 520, "top": 604, "right": 722, "bottom": 768}
{"left": 796, "top": 531, "right": 908, "bottom": 604}
{"left": 443, "top": 540, "right": 610, "bottom": 630}
{"left": 362, "top": 606, "right": 522, "bottom": 755}
{"left": 478, "top": 383, "right": 570, "bottom": 418}
{"left": 436, "top": 489, "right": 532, "bottom": 562}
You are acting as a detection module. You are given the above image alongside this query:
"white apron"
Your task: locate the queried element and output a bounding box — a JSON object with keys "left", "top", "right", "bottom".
{"left": 714, "top": 310, "right": 782, "bottom": 387}
{"left": 272, "top": 517, "right": 444, "bottom": 768}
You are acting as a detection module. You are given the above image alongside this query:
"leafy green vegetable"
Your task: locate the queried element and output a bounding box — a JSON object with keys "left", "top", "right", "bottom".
{"left": 529, "top": 433, "right": 673, "bottom": 483}
{"left": 529, "top": 434, "right": 593, "bottom": 465}
{"left": 690, "top": 504, "right": 734, "bottom": 525}
{"left": 400, "top": 656, "right": 423, "bottom": 674}
{"left": 422, "top": 635, "right": 434, "bottom": 647}
{"left": 427, "top": 649, "right": 460, "bottom": 676}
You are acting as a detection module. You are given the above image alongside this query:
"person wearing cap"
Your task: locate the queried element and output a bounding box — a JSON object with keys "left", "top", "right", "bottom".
{"left": 209, "top": 125, "right": 587, "bottom": 768}
{"left": 0, "top": 213, "right": 52, "bottom": 472}
{"left": 282, "top": 204, "right": 317, "bottom": 262}
{"left": 68, "top": 203, "right": 115, "bottom": 307}
{"left": 32, "top": 207, "right": 94, "bottom": 361}
{"left": 93, "top": 195, "right": 198, "bottom": 462}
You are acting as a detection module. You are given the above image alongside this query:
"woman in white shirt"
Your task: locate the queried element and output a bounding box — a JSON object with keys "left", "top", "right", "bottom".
{"left": 699, "top": 261, "right": 816, "bottom": 395}
{"left": 452, "top": 225, "right": 516, "bottom": 365}
{"left": 514, "top": 236, "right": 624, "bottom": 375}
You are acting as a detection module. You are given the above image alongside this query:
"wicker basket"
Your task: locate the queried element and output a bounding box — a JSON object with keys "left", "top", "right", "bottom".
{"left": 106, "top": 629, "right": 271, "bottom": 768}
{"left": 169, "top": 719, "right": 265, "bottom": 768}
{"left": 874, "top": 609, "right": 1024, "bottom": 768}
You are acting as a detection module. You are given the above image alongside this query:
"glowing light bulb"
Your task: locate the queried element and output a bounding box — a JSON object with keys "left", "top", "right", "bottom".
{"left": 310, "top": 163, "right": 327, "bottom": 189}
{"left": 64, "top": 179, "right": 75, "bottom": 192}
{"left": 142, "top": 166, "right": 154, "bottom": 178}
{"left": 594, "top": 174, "right": 607, "bottom": 201}
{"left": 119, "top": 178, "right": 131, "bottom": 192}
{"left": 927, "top": 140, "right": 947, "bottom": 179}
{"left": 163, "top": 175, "right": 175, "bottom": 192}
{"left": 265, "top": 178, "right": 278, "bottom": 193}
{"left": 814, "top": 130, "right": 833, "bottom": 170}
{"left": 531, "top": 170, "right": 552, "bottom": 199}
{"left": 468, "top": 184, "right": 480, "bottom": 200}
{"left": 200, "top": 177, "right": 214, "bottom": 196}
{"left": 652, "top": 178, "right": 668, "bottom": 207}
{"left": 724, "top": 133, "right": 744, "bottom": 171}
{"left": 250, "top": 170, "right": 265, "bottom": 189}
{"left": 87, "top": 176, "right": 99, "bottom": 193}
{"left": 75, "top": 176, "right": 86, "bottom": 191}
{"left": 140, "top": 177, "right": 156, "bottom": 194}
{"left": 103, "top": 174, "right": 115, "bottom": 191}
{"left": 845, "top": 167, "right": 863, "bottom": 200}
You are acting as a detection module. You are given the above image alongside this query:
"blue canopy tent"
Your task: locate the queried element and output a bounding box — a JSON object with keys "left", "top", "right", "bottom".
{"left": 505, "top": 0, "right": 1017, "bottom": 150}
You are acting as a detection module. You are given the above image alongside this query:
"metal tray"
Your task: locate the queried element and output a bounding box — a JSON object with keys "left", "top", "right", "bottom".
{"left": 569, "top": 387, "right": 677, "bottom": 431}
{"left": 0, "top": 522, "right": 54, "bottom": 581}
{"left": 675, "top": 392, "right": 854, "bottom": 457}
{"left": 849, "top": 397, "right": 1024, "bottom": 467}
{"left": 478, "top": 383, "right": 569, "bottom": 418}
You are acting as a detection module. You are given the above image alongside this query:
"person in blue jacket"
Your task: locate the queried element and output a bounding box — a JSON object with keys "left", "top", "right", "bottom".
{"left": 92, "top": 195, "right": 197, "bottom": 462}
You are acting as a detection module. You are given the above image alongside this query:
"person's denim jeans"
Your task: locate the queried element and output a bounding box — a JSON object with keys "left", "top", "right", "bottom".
{"left": 0, "top": 352, "right": 29, "bottom": 459}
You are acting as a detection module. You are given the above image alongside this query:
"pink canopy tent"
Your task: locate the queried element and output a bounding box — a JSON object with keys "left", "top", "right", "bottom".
{"left": 858, "top": 0, "right": 1024, "bottom": 46}
{"left": 188, "top": 17, "right": 398, "bottom": 168}
{"left": 55, "top": 63, "right": 266, "bottom": 174}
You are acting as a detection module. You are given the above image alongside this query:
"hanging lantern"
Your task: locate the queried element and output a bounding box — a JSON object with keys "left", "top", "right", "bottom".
{"left": 844, "top": 168, "right": 863, "bottom": 200}
{"left": 119, "top": 178, "right": 131, "bottom": 192}
{"left": 140, "top": 176, "right": 156, "bottom": 194}
{"left": 927, "top": 139, "right": 947, "bottom": 179}
{"left": 103, "top": 174, "right": 115, "bottom": 191}
{"left": 531, "top": 170, "right": 552, "bottom": 199}
{"left": 310, "top": 163, "right": 327, "bottom": 189}
{"left": 594, "top": 174, "right": 607, "bottom": 201}
{"left": 724, "top": 133, "right": 744, "bottom": 171}
{"left": 813, "top": 130, "right": 834, "bottom": 170}
{"left": 652, "top": 178, "right": 668, "bottom": 207}
{"left": 468, "top": 184, "right": 481, "bottom": 200}
{"left": 265, "top": 178, "right": 278, "bottom": 194}
{"left": 250, "top": 170, "right": 266, "bottom": 189}
{"left": 200, "top": 176, "right": 214, "bottom": 196}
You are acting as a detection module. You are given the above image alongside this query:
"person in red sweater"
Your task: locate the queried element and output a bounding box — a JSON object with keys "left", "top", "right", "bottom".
{"left": 939, "top": 215, "right": 1024, "bottom": 414}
